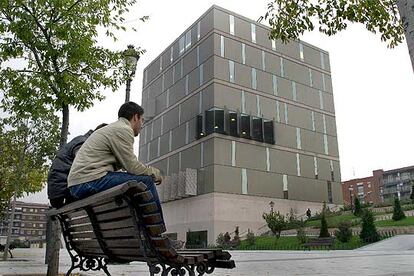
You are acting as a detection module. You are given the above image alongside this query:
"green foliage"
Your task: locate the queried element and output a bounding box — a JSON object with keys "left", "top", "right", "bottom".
{"left": 296, "top": 226, "right": 308, "bottom": 244}
{"left": 334, "top": 221, "right": 352, "bottom": 243}
{"left": 410, "top": 182, "right": 414, "bottom": 201}
{"left": 0, "top": 112, "right": 59, "bottom": 215}
{"left": 354, "top": 197, "right": 363, "bottom": 216}
{"left": 306, "top": 213, "right": 360, "bottom": 228}
{"left": 360, "top": 210, "right": 380, "bottom": 243}
{"left": 263, "top": 211, "right": 287, "bottom": 238}
{"left": 216, "top": 233, "right": 225, "bottom": 247}
{"left": 260, "top": 0, "right": 404, "bottom": 48}
{"left": 375, "top": 216, "right": 414, "bottom": 227}
{"left": 392, "top": 197, "right": 406, "bottom": 221}
{"left": 0, "top": 0, "right": 146, "bottom": 145}
{"left": 319, "top": 214, "right": 330, "bottom": 238}
{"left": 246, "top": 229, "right": 255, "bottom": 246}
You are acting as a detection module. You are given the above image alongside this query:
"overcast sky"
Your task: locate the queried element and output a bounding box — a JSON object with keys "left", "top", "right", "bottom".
{"left": 22, "top": 0, "right": 414, "bottom": 203}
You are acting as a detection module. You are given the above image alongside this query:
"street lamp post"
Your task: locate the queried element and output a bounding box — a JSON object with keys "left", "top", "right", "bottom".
{"left": 269, "top": 201, "right": 275, "bottom": 213}
{"left": 123, "top": 45, "right": 140, "bottom": 102}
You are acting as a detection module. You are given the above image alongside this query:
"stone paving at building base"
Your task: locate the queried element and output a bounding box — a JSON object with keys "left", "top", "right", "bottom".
{"left": 2, "top": 235, "right": 414, "bottom": 276}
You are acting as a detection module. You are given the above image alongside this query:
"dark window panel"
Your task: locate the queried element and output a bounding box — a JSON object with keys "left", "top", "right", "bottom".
{"left": 283, "top": 191, "right": 289, "bottom": 199}
{"left": 327, "top": 181, "right": 333, "bottom": 203}
{"left": 252, "top": 117, "right": 263, "bottom": 142}
{"left": 263, "top": 120, "right": 275, "bottom": 144}
{"left": 214, "top": 109, "right": 225, "bottom": 134}
{"left": 205, "top": 109, "right": 214, "bottom": 135}
{"left": 228, "top": 111, "right": 238, "bottom": 137}
{"left": 196, "top": 114, "right": 204, "bottom": 139}
{"left": 240, "top": 114, "right": 251, "bottom": 139}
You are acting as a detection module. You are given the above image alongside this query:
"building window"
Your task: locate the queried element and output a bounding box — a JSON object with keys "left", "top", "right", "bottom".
{"left": 229, "top": 14, "right": 235, "bottom": 35}
{"left": 261, "top": 50, "right": 266, "bottom": 71}
{"left": 197, "top": 46, "right": 200, "bottom": 66}
{"left": 263, "top": 120, "right": 275, "bottom": 144}
{"left": 205, "top": 108, "right": 225, "bottom": 135}
{"left": 220, "top": 35, "right": 225, "bottom": 57}
{"left": 292, "top": 81, "right": 297, "bottom": 101}
{"left": 327, "top": 181, "right": 333, "bottom": 203}
{"left": 296, "top": 127, "right": 301, "bottom": 149}
{"left": 228, "top": 111, "right": 238, "bottom": 137}
{"left": 185, "top": 75, "right": 189, "bottom": 95}
{"left": 185, "top": 30, "right": 192, "bottom": 50}
{"left": 180, "top": 59, "right": 183, "bottom": 78}
{"left": 229, "top": 60, "right": 235, "bottom": 83}
{"left": 150, "top": 122, "right": 154, "bottom": 140}
{"left": 311, "top": 111, "right": 316, "bottom": 131}
{"left": 241, "top": 43, "right": 246, "bottom": 64}
{"left": 157, "top": 137, "right": 161, "bottom": 157}
{"left": 160, "top": 116, "right": 164, "bottom": 135}
{"left": 144, "top": 70, "right": 148, "bottom": 85}
{"left": 170, "top": 46, "right": 173, "bottom": 63}
{"left": 299, "top": 43, "right": 304, "bottom": 61}
{"left": 197, "top": 21, "right": 201, "bottom": 41}
{"left": 276, "top": 101, "right": 280, "bottom": 122}
{"left": 296, "top": 153, "right": 301, "bottom": 176}
{"left": 242, "top": 168, "right": 248, "bottom": 194}
{"left": 251, "top": 68, "right": 257, "bottom": 89}
{"left": 199, "top": 64, "right": 204, "bottom": 86}
{"left": 179, "top": 152, "right": 182, "bottom": 171}
{"left": 161, "top": 74, "right": 165, "bottom": 92}
{"left": 256, "top": 95, "right": 261, "bottom": 116}
{"left": 179, "top": 36, "right": 185, "bottom": 55}
{"left": 178, "top": 104, "right": 182, "bottom": 125}
{"left": 272, "top": 39, "right": 276, "bottom": 51}
{"left": 251, "top": 23, "right": 256, "bottom": 43}
{"left": 169, "top": 130, "right": 172, "bottom": 151}
{"left": 323, "top": 134, "right": 329, "bottom": 154}
{"left": 284, "top": 103, "right": 288, "bottom": 124}
{"left": 323, "top": 114, "right": 327, "bottom": 134}
{"left": 330, "top": 160, "right": 334, "bottom": 181}
{"left": 319, "top": 90, "right": 324, "bottom": 110}
{"left": 322, "top": 74, "right": 326, "bottom": 91}
{"left": 231, "top": 141, "right": 236, "bottom": 166}
{"left": 166, "top": 89, "right": 170, "bottom": 108}
{"left": 147, "top": 143, "right": 150, "bottom": 161}
{"left": 314, "top": 157, "right": 318, "bottom": 179}
{"left": 283, "top": 174, "right": 288, "bottom": 199}
{"left": 172, "top": 66, "right": 176, "bottom": 84}
{"left": 266, "top": 147, "right": 270, "bottom": 172}
{"left": 241, "top": 90, "right": 246, "bottom": 113}
{"left": 159, "top": 56, "right": 163, "bottom": 72}
{"left": 199, "top": 91, "right": 203, "bottom": 114}
{"left": 200, "top": 142, "right": 204, "bottom": 167}
{"left": 272, "top": 75, "right": 278, "bottom": 96}
{"left": 320, "top": 52, "right": 325, "bottom": 70}
{"left": 196, "top": 114, "right": 204, "bottom": 139}
{"left": 309, "top": 68, "right": 313, "bottom": 87}
{"left": 252, "top": 116, "right": 263, "bottom": 142}
{"left": 280, "top": 57, "right": 285, "bottom": 77}
{"left": 185, "top": 122, "right": 189, "bottom": 144}
{"left": 240, "top": 114, "right": 251, "bottom": 139}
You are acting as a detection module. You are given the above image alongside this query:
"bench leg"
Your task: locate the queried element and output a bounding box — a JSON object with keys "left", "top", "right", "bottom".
{"left": 66, "top": 255, "right": 111, "bottom": 276}
{"left": 148, "top": 262, "right": 214, "bottom": 276}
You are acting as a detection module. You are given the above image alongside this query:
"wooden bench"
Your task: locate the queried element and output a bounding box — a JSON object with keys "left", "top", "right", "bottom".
{"left": 303, "top": 237, "right": 335, "bottom": 249}
{"left": 48, "top": 181, "right": 235, "bottom": 276}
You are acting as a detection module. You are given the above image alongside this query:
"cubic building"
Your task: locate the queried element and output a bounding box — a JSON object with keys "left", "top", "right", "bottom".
{"left": 0, "top": 201, "right": 48, "bottom": 245}
{"left": 139, "top": 5, "right": 342, "bottom": 245}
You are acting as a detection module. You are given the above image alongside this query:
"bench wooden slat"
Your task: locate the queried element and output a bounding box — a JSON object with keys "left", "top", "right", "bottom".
{"left": 66, "top": 216, "right": 90, "bottom": 225}
{"left": 133, "top": 191, "right": 153, "bottom": 202}
{"left": 101, "top": 227, "right": 137, "bottom": 238}
{"left": 98, "top": 218, "right": 135, "bottom": 230}
{"left": 208, "top": 259, "right": 236, "bottom": 269}
{"left": 146, "top": 224, "right": 166, "bottom": 236}
{"left": 177, "top": 250, "right": 214, "bottom": 259}
{"left": 68, "top": 224, "right": 93, "bottom": 232}
{"left": 93, "top": 200, "right": 127, "bottom": 214}
{"left": 70, "top": 231, "right": 96, "bottom": 239}
{"left": 104, "top": 239, "right": 141, "bottom": 248}
{"left": 95, "top": 208, "right": 132, "bottom": 222}
{"left": 66, "top": 210, "right": 88, "bottom": 219}
{"left": 138, "top": 202, "right": 158, "bottom": 214}
{"left": 142, "top": 213, "right": 162, "bottom": 224}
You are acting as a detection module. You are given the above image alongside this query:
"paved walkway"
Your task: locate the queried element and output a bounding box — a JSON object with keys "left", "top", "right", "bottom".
{"left": 2, "top": 235, "right": 414, "bottom": 275}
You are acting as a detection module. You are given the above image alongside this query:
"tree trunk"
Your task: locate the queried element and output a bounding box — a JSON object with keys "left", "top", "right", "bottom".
{"left": 397, "top": 0, "right": 414, "bottom": 73}
{"left": 2, "top": 197, "right": 15, "bottom": 260}
{"left": 46, "top": 104, "right": 69, "bottom": 274}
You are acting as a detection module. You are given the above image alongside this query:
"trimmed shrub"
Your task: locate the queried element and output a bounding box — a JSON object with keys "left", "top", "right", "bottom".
{"left": 353, "top": 197, "right": 362, "bottom": 216}
{"left": 360, "top": 210, "right": 379, "bottom": 243}
{"left": 392, "top": 197, "right": 406, "bottom": 221}
{"left": 335, "top": 221, "right": 352, "bottom": 243}
{"left": 296, "top": 227, "right": 308, "bottom": 244}
{"left": 263, "top": 211, "right": 286, "bottom": 238}
{"left": 319, "top": 214, "right": 330, "bottom": 238}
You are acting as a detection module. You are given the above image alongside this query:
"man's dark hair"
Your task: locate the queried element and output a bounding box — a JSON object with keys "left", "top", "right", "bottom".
{"left": 118, "top": 102, "right": 144, "bottom": 120}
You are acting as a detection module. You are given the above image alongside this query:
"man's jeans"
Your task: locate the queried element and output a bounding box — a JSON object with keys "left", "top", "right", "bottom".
{"left": 69, "top": 172, "right": 163, "bottom": 219}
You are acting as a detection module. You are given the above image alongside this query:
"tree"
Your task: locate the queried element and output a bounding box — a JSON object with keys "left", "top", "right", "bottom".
{"left": 0, "top": 0, "right": 145, "bottom": 148}
{"left": 0, "top": 111, "right": 59, "bottom": 260}
{"left": 261, "top": 0, "right": 414, "bottom": 73}
{"left": 392, "top": 197, "right": 406, "bottom": 221}
{"left": 353, "top": 197, "right": 362, "bottom": 216}
{"left": 319, "top": 213, "right": 330, "bottom": 238}
{"left": 410, "top": 181, "right": 414, "bottom": 201}
{"left": 263, "top": 210, "right": 287, "bottom": 238}
{"left": 359, "top": 210, "right": 380, "bottom": 243}
{"left": 335, "top": 221, "right": 352, "bottom": 243}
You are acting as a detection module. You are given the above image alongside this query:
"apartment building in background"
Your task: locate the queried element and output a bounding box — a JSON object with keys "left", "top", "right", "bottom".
{"left": 342, "top": 165, "right": 414, "bottom": 205}
{"left": 0, "top": 201, "right": 48, "bottom": 245}
{"left": 139, "top": 5, "right": 342, "bottom": 245}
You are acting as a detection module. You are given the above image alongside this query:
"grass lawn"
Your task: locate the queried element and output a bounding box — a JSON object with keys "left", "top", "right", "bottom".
{"left": 305, "top": 213, "right": 359, "bottom": 228}
{"left": 237, "top": 235, "right": 364, "bottom": 250}
{"left": 375, "top": 216, "right": 414, "bottom": 227}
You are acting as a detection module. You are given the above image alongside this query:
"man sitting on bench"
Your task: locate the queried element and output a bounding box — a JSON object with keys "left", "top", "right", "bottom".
{"left": 68, "top": 102, "right": 164, "bottom": 218}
